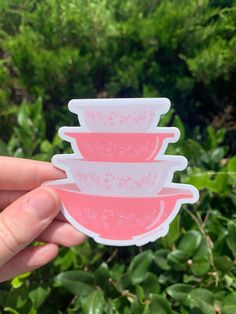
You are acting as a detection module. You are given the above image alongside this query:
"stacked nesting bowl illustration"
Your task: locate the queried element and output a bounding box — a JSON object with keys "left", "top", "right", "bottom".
{"left": 45, "top": 98, "right": 199, "bottom": 246}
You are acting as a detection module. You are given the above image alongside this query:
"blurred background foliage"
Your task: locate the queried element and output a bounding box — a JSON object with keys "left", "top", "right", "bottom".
{"left": 0, "top": 0, "right": 236, "bottom": 313}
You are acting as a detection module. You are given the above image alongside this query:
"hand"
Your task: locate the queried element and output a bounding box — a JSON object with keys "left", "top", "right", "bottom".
{"left": 0, "top": 157, "right": 86, "bottom": 282}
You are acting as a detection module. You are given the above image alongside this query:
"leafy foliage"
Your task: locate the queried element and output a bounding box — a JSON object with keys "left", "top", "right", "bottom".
{"left": 0, "top": 0, "right": 236, "bottom": 134}
{"left": 0, "top": 0, "right": 236, "bottom": 313}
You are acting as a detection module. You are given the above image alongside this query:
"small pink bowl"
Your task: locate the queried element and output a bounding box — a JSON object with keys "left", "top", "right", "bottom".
{"left": 44, "top": 180, "right": 198, "bottom": 246}
{"left": 59, "top": 127, "right": 180, "bottom": 162}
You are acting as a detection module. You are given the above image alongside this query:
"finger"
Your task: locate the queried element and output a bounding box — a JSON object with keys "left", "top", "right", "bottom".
{"left": 0, "top": 243, "right": 59, "bottom": 283}
{"left": 0, "top": 157, "right": 65, "bottom": 191}
{"left": 0, "top": 195, "right": 67, "bottom": 219}
{"left": 0, "top": 190, "right": 27, "bottom": 210}
{"left": 0, "top": 187, "right": 61, "bottom": 267}
{"left": 37, "top": 221, "right": 86, "bottom": 247}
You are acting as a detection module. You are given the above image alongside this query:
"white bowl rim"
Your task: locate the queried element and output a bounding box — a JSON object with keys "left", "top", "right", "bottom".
{"left": 52, "top": 153, "right": 188, "bottom": 168}
{"left": 68, "top": 97, "right": 170, "bottom": 109}
{"left": 59, "top": 126, "right": 180, "bottom": 136}
{"left": 43, "top": 179, "right": 199, "bottom": 202}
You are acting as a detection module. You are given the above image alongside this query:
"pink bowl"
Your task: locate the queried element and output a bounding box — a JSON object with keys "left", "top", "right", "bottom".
{"left": 44, "top": 180, "right": 198, "bottom": 246}
{"left": 60, "top": 128, "right": 180, "bottom": 162}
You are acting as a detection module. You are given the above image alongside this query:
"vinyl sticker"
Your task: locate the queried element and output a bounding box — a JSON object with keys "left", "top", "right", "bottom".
{"left": 43, "top": 98, "right": 199, "bottom": 246}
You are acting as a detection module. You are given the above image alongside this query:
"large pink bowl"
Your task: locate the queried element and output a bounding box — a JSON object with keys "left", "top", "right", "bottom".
{"left": 59, "top": 127, "right": 180, "bottom": 162}
{"left": 44, "top": 180, "right": 198, "bottom": 246}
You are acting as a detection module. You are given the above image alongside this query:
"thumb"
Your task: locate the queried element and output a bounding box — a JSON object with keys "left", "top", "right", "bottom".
{"left": 0, "top": 187, "right": 61, "bottom": 267}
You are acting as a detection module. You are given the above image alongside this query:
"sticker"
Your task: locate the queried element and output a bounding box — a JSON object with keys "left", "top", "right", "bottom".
{"left": 43, "top": 98, "right": 199, "bottom": 246}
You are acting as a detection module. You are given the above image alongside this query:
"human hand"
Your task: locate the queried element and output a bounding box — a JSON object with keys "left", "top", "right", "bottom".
{"left": 0, "top": 157, "right": 86, "bottom": 282}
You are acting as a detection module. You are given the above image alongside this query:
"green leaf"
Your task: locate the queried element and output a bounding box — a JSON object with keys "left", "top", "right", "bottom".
{"left": 81, "top": 290, "right": 105, "bottom": 314}
{"left": 28, "top": 306, "right": 37, "bottom": 314}
{"left": 158, "top": 108, "right": 175, "bottom": 127}
{"left": 95, "top": 262, "right": 110, "bottom": 287}
{"left": 3, "top": 307, "right": 20, "bottom": 314}
{"left": 214, "top": 290, "right": 227, "bottom": 300}
{"left": 135, "top": 285, "right": 145, "bottom": 303}
{"left": 5, "top": 286, "right": 27, "bottom": 308}
{"left": 40, "top": 140, "right": 52, "bottom": 153}
{"left": 207, "top": 126, "right": 217, "bottom": 149}
{"left": 216, "top": 128, "right": 227, "bottom": 145}
{"left": 0, "top": 139, "right": 8, "bottom": 155}
{"left": 105, "top": 300, "right": 115, "bottom": 314}
{"left": 228, "top": 156, "right": 236, "bottom": 180}
{"left": 183, "top": 139, "right": 204, "bottom": 162}
{"left": 183, "top": 274, "right": 202, "bottom": 284}
{"left": 166, "top": 284, "right": 193, "bottom": 305}
{"left": 28, "top": 287, "right": 50, "bottom": 309}
{"left": 167, "top": 250, "right": 189, "bottom": 271}
{"left": 162, "top": 216, "right": 180, "bottom": 246}
{"left": 173, "top": 115, "right": 185, "bottom": 143}
{"left": 210, "top": 147, "right": 225, "bottom": 163}
{"left": 191, "top": 255, "right": 210, "bottom": 277}
{"left": 187, "top": 289, "right": 215, "bottom": 314}
{"left": 155, "top": 249, "right": 171, "bottom": 271}
{"left": 128, "top": 250, "right": 154, "bottom": 285}
{"left": 11, "top": 272, "right": 31, "bottom": 289}
{"left": 178, "top": 231, "right": 202, "bottom": 257}
{"left": 214, "top": 256, "right": 233, "bottom": 272}
{"left": 222, "top": 293, "right": 236, "bottom": 314}
{"left": 31, "top": 98, "right": 43, "bottom": 121}
{"left": 158, "top": 273, "right": 175, "bottom": 286}
{"left": 224, "top": 274, "right": 234, "bottom": 288}
{"left": 120, "top": 273, "right": 132, "bottom": 290}
{"left": 149, "top": 295, "right": 173, "bottom": 314}
{"left": 110, "top": 263, "right": 125, "bottom": 281}
{"left": 207, "top": 172, "right": 228, "bottom": 193}
{"left": 131, "top": 299, "right": 145, "bottom": 313}
{"left": 226, "top": 222, "right": 236, "bottom": 259}
{"left": 141, "top": 272, "right": 160, "bottom": 296}
{"left": 190, "top": 239, "right": 210, "bottom": 276}
{"left": 66, "top": 296, "right": 81, "bottom": 313}
{"left": 54, "top": 271, "right": 94, "bottom": 296}
{"left": 17, "top": 102, "right": 31, "bottom": 131}
{"left": 184, "top": 169, "right": 210, "bottom": 190}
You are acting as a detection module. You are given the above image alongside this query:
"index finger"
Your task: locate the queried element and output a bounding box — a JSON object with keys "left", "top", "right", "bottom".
{"left": 0, "top": 157, "right": 65, "bottom": 191}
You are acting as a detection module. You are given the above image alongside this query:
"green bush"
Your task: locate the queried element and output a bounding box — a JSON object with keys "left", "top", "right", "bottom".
{"left": 0, "top": 0, "right": 235, "bottom": 134}
{"left": 0, "top": 101, "right": 236, "bottom": 313}
{"left": 0, "top": 0, "right": 236, "bottom": 313}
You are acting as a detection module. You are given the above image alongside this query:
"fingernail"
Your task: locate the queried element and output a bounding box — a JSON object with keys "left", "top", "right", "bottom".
{"left": 28, "top": 188, "right": 60, "bottom": 220}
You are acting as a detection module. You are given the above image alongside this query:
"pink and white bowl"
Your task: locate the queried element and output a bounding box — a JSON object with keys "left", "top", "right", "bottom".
{"left": 68, "top": 98, "right": 170, "bottom": 133}
{"left": 43, "top": 180, "right": 199, "bottom": 246}
{"left": 52, "top": 155, "right": 187, "bottom": 196}
{"left": 59, "top": 127, "right": 180, "bottom": 162}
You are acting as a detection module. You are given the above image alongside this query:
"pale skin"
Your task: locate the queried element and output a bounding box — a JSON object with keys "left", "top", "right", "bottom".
{"left": 0, "top": 157, "right": 86, "bottom": 283}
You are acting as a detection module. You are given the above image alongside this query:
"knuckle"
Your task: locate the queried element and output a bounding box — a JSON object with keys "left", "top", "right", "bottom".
{"left": 0, "top": 215, "right": 24, "bottom": 256}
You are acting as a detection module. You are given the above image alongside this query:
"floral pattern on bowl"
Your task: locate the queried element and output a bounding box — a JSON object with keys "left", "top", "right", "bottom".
{"left": 59, "top": 128, "right": 180, "bottom": 162}
{"left": 68, "top": 98, "right": 170, "bottom": 132}
{"left": 52, "top": 156, "right": 187, "bottom": 196}
{"left": 43, "top": 180, "right": 198, "bottom": 246}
